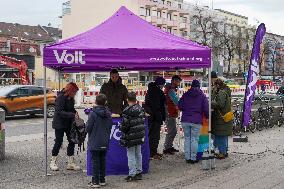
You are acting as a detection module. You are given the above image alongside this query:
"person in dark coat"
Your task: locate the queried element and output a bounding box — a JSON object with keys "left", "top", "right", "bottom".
{"left": 212, "top": 79, "right": 233, "bottom": 159}
{"left": 86, "top": 94, "right": 112, "bottom": 188}
{"left": 50, "top": 82, "right": 80, "bottom": 171}
{"left": 178, "top": 80, "right": 209, "bottom": 164}
{"left": 276, "top": 82, "right": 284, "bottom": 96}
{"left": 100, "top": 69, "right": 128, "bottom": 114}
{"left": 120, "top": 92, "right": 145, "bottom": 182}
{"left": 144, "top": 77, "right": 166, "bottom": 160}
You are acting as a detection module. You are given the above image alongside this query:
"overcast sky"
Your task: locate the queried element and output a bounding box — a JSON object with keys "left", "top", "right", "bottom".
{"left": 0, "top": 0, "right": 282, "bottom": 35}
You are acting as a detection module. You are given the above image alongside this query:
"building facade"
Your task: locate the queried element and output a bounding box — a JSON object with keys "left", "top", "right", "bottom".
{"left": 61, "top": 0, "right": 283, "bottom": 81}
{"left": 0, "top": 22, "right": 62, "bottom": 87}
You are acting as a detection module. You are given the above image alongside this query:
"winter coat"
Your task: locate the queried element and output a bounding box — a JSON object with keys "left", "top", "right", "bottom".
{"left": 164, "top": 83, "right": 179, "bottom": 118}
{"left": 52, "top": 90, "right": 76, "bottom": 130}
{"left": 276, "top": 86, "right": 284, "bottom": 95}
{"left": 120, "top": 104, "right": 146, "bottom": 148}
{"left": 86, "top": 106, "right": 113, "bottom": 151}
{"left": 100, "top": 80, "right": 128, "bottom": 114}
{"left": 144, "top": 82, "right": 166, "bottom": 125}
{"left": 178, "top": 88, "right": 209, "bottom": 124}
{"left": 211, "top": 87, "right": 233, "bottom": 136}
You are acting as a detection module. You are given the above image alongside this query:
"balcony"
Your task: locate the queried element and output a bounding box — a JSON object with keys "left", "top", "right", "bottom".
{"left": 138, "top": 0, "right": 157, "bottom": 7}
{"left": 179, "top": 9, "right": 189, "bottom": 16}
{"left": 167, "top": 20, "right": 174, "bottom": 27}
{"left": 179, "top": 22, "right": 189, "bottom": 30}
{"left": 146, "top": 16, "right": 157, "bottom": 23}
{"left": 157, "top": 17, "right": 163, "bottom": 25}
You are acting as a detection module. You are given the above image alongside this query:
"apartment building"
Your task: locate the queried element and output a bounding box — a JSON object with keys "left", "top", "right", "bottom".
{"left": 62, "top": 0, "right": 190, "bottom": 39}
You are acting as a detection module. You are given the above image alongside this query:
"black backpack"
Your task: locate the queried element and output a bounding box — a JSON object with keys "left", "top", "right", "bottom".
{"left": 70, "top": 118, "right": 87, "bottom": 151}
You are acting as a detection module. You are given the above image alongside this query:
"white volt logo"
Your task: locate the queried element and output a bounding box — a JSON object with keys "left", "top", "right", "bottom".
{"left": 53, "top": 50, "right": 86, "bottom": 64}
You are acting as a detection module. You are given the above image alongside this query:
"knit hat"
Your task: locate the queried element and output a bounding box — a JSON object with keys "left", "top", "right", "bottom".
{"left": 191, "top": 79, "right": 200, "bottom": 88}
{"left": 211, "top": 71, "right": 218, "bottom": 78}
{"left": 155, "top": 77, "right": 166, "bottom": 85}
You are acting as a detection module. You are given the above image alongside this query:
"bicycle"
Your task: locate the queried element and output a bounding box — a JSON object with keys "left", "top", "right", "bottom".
{"left": 255, "top": 96, "right": 274, "bottom": 131}
{"left": 276, "top": 96, "right": 284, "bottom": 127}
{"left": 232, "top": 98, "right": 257, "bottom": 135}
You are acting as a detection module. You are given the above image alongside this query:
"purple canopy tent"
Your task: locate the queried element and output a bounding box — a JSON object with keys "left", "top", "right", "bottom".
{"left": 42, "top": 6, "right": 213, "bottom": 175}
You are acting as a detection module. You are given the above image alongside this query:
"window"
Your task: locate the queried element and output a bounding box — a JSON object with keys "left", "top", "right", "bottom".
{"left": 167, "top": 28, "right": 172, "bottom": 33}
{"left": 31, "top": 88, "right": 44, "bottom": 96}
{"left": 157, "top": 11, "right": 161, "bottom": 18}
{"left": 167, "top": 13, "right": 172, "bottom": 20}
{"left": 10, "top": 87, "right": 29, "bottom": 97}
{"left": 139, "top": 7, "right": 146, "bottom": 16}
{"left": 161, "top": 0, "right": 165, "bottom": 4}
{"left": 178, "top": 4, "right": 182, "bottom": 9}
{"left": 146, "top": 8, "right": 151, "bottom": 16}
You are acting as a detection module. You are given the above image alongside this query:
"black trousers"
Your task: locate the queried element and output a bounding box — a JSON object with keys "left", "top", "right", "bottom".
{"left": 52, "top": 128, "right": 75, "bottom": 156}
{"left": 91, "top": 150, "right": 107, "bottom": 184}
{"left": 148, "top": 118, "right": 162, "bottom": 157}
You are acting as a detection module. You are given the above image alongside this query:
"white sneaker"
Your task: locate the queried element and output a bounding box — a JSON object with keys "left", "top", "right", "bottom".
{"left": 50, "top": 156, "right": 59, "bottom": 171}
{"left": 66, "top": 156, "right": 80, "bottom": 171}
{"left": 90, "top": 183, "right": 100, "bottom": 188}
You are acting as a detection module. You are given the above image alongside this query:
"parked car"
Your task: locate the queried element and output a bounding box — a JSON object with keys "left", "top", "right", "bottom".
{"left": 0, "top": 85, "right": 56, "bottom": 118}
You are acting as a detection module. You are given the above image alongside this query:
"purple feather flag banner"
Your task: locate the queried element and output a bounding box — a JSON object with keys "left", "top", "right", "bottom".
{"left": 242, "top": 23, "right": 266, "bottom": 127}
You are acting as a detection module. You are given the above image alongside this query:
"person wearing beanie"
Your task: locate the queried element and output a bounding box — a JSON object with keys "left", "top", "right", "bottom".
{"left": 178, "top": 79, "right": 209, "bottom": 164}
{"left": 163, "top": 75, "right": 182, "bottom": 155}
{"left": 211, "top": 71, "right": 218, "bottom": 86}
{"left": 144, "top": 77, "right": 166, "bottom": 160}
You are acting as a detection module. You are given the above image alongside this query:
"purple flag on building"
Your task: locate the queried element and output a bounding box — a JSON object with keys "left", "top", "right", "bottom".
{"left": 242, "top": 23, "right": 266, "bottom": 127}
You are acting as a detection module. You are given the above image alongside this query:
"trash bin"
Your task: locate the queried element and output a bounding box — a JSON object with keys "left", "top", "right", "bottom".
{"left": 0, "top": 110, "right": 5, "bottom": 160}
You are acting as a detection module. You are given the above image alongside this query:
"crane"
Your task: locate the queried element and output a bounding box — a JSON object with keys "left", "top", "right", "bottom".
{"left": 0, "top": 55, "right": 30, "bottom": 85}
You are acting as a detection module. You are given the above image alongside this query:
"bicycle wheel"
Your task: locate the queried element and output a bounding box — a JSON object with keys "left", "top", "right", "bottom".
{"left": 233, "top": 119, "right": 242, "bottom": 136}
{"left": 268, "top": 109, "right": 275, "bottom": 128}
{"left": 256, "top": 118, "right": 264, "bottom": 131}
{"left": 248, "top": 116, "right": 257, "bottom": 133}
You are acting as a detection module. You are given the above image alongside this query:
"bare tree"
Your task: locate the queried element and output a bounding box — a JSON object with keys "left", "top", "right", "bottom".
{"left": 261, "top": 35, "right": 283, "bottom": 77}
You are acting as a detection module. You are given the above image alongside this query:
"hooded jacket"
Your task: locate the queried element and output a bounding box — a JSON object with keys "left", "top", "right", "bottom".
{"left": 52, "top": 90, "right": 76, "bottom": 130}
{"left": 178, "top": 88, "right": 209, "bottom": 124}
{"left": 211, "top": 87, "right": 233, "bottom": 136}
{"left": 144, "top": 82, "right": 166, "bottom": 124}
{"left": 120, "top": 104, "right": 145, "bottom": 148}
{"left": 86, "top": 106, "right": 113, "bottom": 151}
{"left": 100, "top": 79, "right": 128, "bottom": 114}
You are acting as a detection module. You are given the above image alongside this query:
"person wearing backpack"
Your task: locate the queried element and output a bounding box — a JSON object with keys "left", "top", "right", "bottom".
{"left": 86, "top": 94, "right": 113, "bottom": 188}
{"left": 50, "top": 82, "right": 80, "bottom": 171}
{"left": 120, "top": 92, "right": 146, "bottom": 182}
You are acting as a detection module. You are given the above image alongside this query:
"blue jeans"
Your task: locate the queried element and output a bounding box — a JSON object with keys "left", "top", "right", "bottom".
{"left": 91, "top": 150, "right": 106, "bottom": 184}
{"left": 181, "top": 122, "right": 201, "bottom": 161}
{"left": 127, "top": 145, "right": 142, "bottom": 177}
{"left": 213, "top": 135, "right": 228, "bottom": 154}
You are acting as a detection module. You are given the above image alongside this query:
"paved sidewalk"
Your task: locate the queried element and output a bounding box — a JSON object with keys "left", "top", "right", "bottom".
{"left": 1, "top": 126, "right": 284, "bottom": 189}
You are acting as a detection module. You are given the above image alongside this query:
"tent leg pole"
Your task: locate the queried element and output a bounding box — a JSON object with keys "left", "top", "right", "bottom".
{"left": 208, "top": 67, "right": 213, "bottom": 169}
{"left": 44, "top": 67, "right": 48, "bottom": 176}
{"left": 58, "top": 71, "right": 61, "bottom": 91}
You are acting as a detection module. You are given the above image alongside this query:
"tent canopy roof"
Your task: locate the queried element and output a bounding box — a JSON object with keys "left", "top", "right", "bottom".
{"left": 43, "top": 6, "right": 211, "bottom": 72}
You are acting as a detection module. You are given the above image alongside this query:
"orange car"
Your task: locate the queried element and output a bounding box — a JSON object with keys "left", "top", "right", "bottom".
{"left": 0, "top": 85, "right": 56, "bottom": 118}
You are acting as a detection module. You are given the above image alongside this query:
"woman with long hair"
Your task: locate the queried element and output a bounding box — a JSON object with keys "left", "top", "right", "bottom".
{"left": 211, "top": 79, "right": 233, "bottom": 159}
{"left": 50, "top": 82, "right": 80, "bottom": 171}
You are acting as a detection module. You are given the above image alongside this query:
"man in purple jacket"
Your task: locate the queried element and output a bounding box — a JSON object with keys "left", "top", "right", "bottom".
{"left": 178, "top": 80, "right": 209, "bottom": 164}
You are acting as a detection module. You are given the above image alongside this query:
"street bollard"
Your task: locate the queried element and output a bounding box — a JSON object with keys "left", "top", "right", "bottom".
{"left": 0, "top": 109, "right": 5, "bottom": 160}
